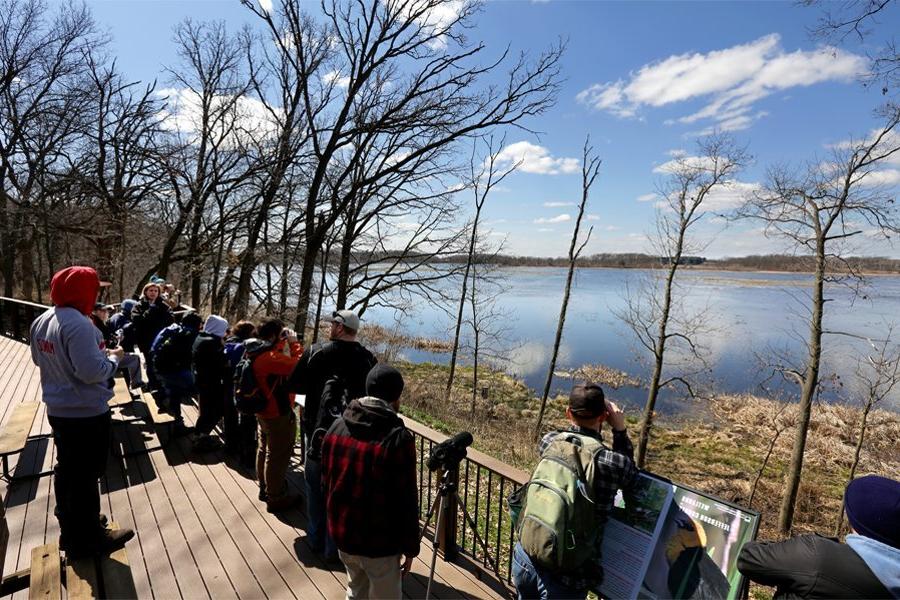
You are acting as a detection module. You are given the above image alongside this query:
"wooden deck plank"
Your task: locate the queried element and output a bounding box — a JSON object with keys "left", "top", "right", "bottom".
{"left": 98, "top": 522, "right": 138, "bottom": 600}
{"left": 28, "top": 543, "right": 60, "bottom": 600}
{"left": 65, "top": 556, "right": 100, "bottom": 600}
{"left": 112, "top": 424, "right": 181, "bottom": 600}
{"left": 0, "top": 339, "right": 507, "bottom": 600}
{"left": 103, "top": 425, "right": 152, "bottom": 599}
{"left": 159, "top": 448, "right": 266, "bottom": 600}
{"left": 0, "top": 403, "right": 40, "bottom": 456}
{"left": 144, "top": 441, "right": 234, "bottom": 598}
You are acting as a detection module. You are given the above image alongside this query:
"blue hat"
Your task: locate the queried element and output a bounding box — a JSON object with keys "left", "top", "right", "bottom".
{"left": 149, "top": 275, "right": 165, "bottom": 284}
{"left": 845, "top": 475, "right": 900, "bottom": 548}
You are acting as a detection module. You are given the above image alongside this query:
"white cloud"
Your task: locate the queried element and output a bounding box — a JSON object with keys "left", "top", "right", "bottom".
{"left": 534, "top": 213, "right": 571, "bottom": 224}
{"left": 857, "top": 169, "right": 900, "bottom": 187}
{"left": 637, "top": 193, "right": 659, "bottom": 202}
{"left": 259, "top": 0, "right": 273, "bottom": 13}
{"left": 577, "top": 34, "right": 867, "bottom": 132}
{"left": 543, "top": 201, "right": 575, "bottom": 207}
{"left": 586, "top": 214, "right": 601, "bottom": 220}
{"left": 387, "top": 0, "right": 467, "bottom": 50}
{"left": 323, "top": 70, "right": 351, "bottom": 89}
{"left": 157, "top": 87, "right": 280, "bottom": 146}
{"left": 537, "top": 228, "right": 555, "bottom": 232}
{"left": 496, "top": 141, "right": 580, "bottom": 175}
{"left": 653, "top": 155, "right": 719, "bottom": 175}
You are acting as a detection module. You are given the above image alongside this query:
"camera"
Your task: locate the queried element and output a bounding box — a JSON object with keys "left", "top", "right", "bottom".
{"left": 426, "top": 431, "right": 473, "bottom": 472}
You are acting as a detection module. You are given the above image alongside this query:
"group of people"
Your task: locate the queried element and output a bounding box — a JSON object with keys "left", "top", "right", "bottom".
{"left": 28, "top": 265, "right": 420, "bottom": 598}
{"left": 25, "top": 265, "right": 900, "bottom": 599}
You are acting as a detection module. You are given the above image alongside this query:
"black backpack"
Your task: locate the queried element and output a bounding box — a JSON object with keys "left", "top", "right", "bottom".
{"left": 233, "top": 342, "right": 270, "bottom": 415}
{"left": 306, "top": 375, "right": 349, "bottom": 461}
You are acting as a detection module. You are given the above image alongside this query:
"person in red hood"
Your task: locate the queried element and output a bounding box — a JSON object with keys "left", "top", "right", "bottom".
{"left": 30, "top": 266, "right": 135, "bottom": 558}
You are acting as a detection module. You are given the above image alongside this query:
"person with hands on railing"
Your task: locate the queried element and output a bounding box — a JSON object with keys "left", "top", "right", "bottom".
{"left": 28, "top": 266, "right": 135, "bottom": 559}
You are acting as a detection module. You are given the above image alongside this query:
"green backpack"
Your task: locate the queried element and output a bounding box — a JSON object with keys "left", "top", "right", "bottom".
{"left": 516, "top": 432, "right": 604, "bottom": 572}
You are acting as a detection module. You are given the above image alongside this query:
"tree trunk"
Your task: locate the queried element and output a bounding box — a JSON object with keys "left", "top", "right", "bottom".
{"left": 834, "top": 402, "right": 871, "bottom": 535}
{"left": 189, "top": 205, "right": 203, "bottom": 309}
{"left": 778, "top": 242, "right": 825, "bottom": 535}
{"left": 447, "top": 218, "right": 480, "bottom": 398}
{"left": 534, "top": 259, "right": 577, "bottom": 437}
{"left": 293, "top": 247, "right": 319, "bottom": 338}
{"left": 312, "top": 244, "right": 330, "bottom": 345}
{"left": 335, "top": 217, "right": 355, "bottom": 310}
{"left": 636, "top": 258, "right": 679, "bottom": 468}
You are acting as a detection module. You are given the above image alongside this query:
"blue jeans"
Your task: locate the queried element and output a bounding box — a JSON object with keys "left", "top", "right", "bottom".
{"left": 157, "top": 369, "right": 194, "bottom": 423}
{"left": 512, "top": 543, "right": 586, "bottom": 600}
{"left": 303, "top": 441, "right": 336, "bottom": 558}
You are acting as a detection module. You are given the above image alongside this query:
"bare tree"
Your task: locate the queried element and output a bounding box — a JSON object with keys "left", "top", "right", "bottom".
{"left": 624, "top": 134, "right": 747, "bottom": 468}
{"left": 834, "top": 325, "right": 900, "bottom": 534}
{"left": 806, "top": 0, "right": 899, "bottom": 95}
{"left": 533, "top": 139, "right": 600, "bottom": 437}
{"left": 737, "top": 104, "right": 900, "bottom": 535}
{"left": 0, "top": 0, "right": 102, "bottom": 296}
{"left": 447, "top": 136, "right": 518, "bottom": 398}
{"left": 242, "top": 0, "right": 562, "bottom": 333}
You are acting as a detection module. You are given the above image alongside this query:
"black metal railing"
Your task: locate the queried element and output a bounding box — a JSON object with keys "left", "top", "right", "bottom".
{"left": 402, "top": 416, "right": 528, "bottom": 589}
{"left": 0, "top": 297, "right": 49, "bottom": 343}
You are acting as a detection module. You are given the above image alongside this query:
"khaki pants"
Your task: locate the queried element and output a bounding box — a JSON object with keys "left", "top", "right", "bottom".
{"left": 256, "top": 414, "right": 296, "bottom": 500}
{"left": 339, "top": 551, "right": 402, "bottom": 600}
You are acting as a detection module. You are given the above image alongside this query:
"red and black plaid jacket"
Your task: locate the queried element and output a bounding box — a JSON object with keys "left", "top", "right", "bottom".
{"left": 321, "top": 397, "right": 420, "bottom": 558}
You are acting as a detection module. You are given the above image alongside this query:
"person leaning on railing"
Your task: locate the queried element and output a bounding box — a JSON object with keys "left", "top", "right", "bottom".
{"left": 737, "top": 475, "right": 899, "bottom": 599}
{"left": 28, "top": 266, "right": 135, "bottom": 558}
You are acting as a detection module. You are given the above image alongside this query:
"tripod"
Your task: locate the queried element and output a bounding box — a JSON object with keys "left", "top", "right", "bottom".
{"left": 419, "top": 467, "right": 506, "bottom": 600}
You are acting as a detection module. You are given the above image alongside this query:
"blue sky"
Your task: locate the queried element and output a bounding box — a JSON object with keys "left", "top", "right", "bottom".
{"left": 77, "top": 0, "right": 900, "bottom": 257}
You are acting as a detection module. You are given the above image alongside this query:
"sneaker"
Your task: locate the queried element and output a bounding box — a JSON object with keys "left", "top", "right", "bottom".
{"left": 192, "top": 435, "right": 223, "bottom": 453}
{"left": 259, "top": 484, "right": 267, "bottom": 502}
{"left": 266, "top": 493, "right": 299, "bottom": 513}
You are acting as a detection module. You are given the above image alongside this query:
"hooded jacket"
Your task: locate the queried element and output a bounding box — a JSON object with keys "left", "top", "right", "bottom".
{"left": 320, "top": 397, "right": 420, "bottom": 559}
{"left": 108, "top": 300, "right": 137, "bottom": 352}
{"left": 738, "top": 533, "right": 893, "bottom": 599}
{"left": 30, "top": 267, "right": 118, "bottom": 418}
{"left": 249, "top": 338, "right": 302, "bottom": 419}
{"left": 192, "top": 332, "right": 227, "bottom": 391}
{"left": 131, "top": 296, "right": 173, "bottom": 352}
{"left": 846, "top": 535, "right": 900, "bottom": 598}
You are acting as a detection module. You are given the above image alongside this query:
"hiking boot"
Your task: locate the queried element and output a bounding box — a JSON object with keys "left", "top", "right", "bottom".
{"left": 172, "top": 422, "right": 194, "bottom": 438}
{"left": 266, "top": 493, "right": 299, "bottom": 513}
{"left": 65, "top": 527, "right": 135, "bottom": 559}
{"left": 192, "top": 435, "right": 223, "bottom": 454}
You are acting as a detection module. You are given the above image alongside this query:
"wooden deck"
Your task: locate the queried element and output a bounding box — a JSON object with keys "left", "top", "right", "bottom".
{"left": 0, "top": 336, "right": 509, "bottom": 599}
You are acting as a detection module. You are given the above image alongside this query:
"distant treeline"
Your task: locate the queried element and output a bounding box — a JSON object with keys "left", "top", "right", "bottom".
{"left": 384, "top": 252, "right": 900, "bottom": 273}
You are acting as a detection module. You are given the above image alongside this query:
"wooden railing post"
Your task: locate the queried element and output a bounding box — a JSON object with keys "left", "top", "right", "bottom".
{"left": 436, "top": 467, "right": 459, "bottom": 561}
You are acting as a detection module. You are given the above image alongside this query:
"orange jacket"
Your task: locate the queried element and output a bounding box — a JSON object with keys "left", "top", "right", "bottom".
{"left": 253, "top": 340, "right": 302, "bottom": 419}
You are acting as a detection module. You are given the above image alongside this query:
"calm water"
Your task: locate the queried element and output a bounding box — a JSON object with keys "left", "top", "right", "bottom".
{"left": 363, "top": 267, "right": 900, "bottom": 414}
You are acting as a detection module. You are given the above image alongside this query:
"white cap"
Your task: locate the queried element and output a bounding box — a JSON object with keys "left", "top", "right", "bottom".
{"left": 204, "top": 314, "right": 229, "bottom": 338}
{"left": 326, "top": 309, "right": 360, "bottom": 331}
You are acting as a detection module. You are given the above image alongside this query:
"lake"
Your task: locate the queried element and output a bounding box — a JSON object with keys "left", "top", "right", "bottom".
{"left": 362, "top": 267, "right": 900, "bottom": 414}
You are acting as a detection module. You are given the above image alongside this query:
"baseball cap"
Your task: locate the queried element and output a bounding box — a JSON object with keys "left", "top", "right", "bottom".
{"left": 569, "top": 384, "right": 606, "bottom": 418}
{"left": 327, "top": 309, "right": 360, "bottom": 331}
{"left": 93, "top": 302, "right": 113, "bottom": 311}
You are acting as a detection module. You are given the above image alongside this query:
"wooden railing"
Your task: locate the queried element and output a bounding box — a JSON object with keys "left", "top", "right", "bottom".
{"left": 0, "top": 297, "right": 48, "bottom": 343}
{"left": 402, "top": 415, "right": 528, "bottom": 588}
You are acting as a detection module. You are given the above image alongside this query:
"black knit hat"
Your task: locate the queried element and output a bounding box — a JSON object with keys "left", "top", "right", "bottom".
{"left": 845, "top": 475, "right": 900, "bottom": 548}
{"left": 366, "top": 364, "right": 405, "bottom": 403}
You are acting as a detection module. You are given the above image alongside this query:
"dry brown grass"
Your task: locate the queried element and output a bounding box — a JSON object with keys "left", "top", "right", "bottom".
{"left": 553, "top": 363, "right": 642, "bottom": 389}
{"left": 396, "top": 362, "right": 900, "bottom": 544}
